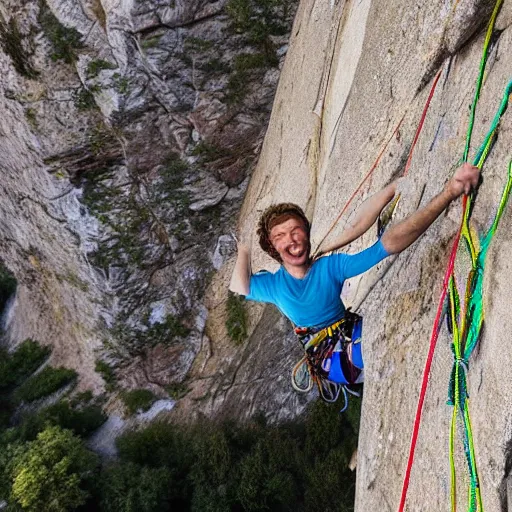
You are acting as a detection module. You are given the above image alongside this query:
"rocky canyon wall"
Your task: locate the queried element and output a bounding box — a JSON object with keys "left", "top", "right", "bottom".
{"left": 0, "top": 0, "right": 297, "bottom": 403}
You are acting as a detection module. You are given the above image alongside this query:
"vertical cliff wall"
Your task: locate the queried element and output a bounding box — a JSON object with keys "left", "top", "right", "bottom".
{"left": 231, "top": 0, "right": 512, "bottom": 509}
{"left": 0, "top": 0, "right": 297, "bottom": 399}
{"left": 0, "top": 13, "right": 106, "bottom": 390}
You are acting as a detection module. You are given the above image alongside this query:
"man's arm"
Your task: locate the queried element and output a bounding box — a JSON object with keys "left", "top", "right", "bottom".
{"left": 381, "top": 163, "right": 479, "bottom": 254}
{"left": 229, "top": 243, "right": 251, "bottom": 295}
{"left": 317, "top": 181, "right": 398, "bottom": 256}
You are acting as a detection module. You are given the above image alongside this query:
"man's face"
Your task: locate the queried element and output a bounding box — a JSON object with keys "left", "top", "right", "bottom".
{"left": 269, "top": 217, "right": 310, "bottom": 267}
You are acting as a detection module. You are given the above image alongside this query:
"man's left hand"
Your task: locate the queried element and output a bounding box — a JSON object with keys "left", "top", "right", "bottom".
{"left": 445, "top": 163, "right": 480, "bottom": 200}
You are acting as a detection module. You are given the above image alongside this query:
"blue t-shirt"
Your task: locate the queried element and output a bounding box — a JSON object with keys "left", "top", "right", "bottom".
{"left": 246, "top": 239, "right": 389, "bottom": 328}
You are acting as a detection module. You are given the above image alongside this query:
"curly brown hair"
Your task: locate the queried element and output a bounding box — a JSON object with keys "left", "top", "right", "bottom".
{"left": 257, "top": 203, "right": 311, "bottom": 263}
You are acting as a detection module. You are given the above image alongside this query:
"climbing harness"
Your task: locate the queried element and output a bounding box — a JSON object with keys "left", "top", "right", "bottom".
{"left": 398, "top": 0, "right": 511, "bottom": 510}
{"left": 291, "top": 311, "right": 363, "bottom": 411}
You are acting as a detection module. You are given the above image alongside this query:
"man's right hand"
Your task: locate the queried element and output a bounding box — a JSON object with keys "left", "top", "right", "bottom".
{"left": 444, "top": 163, "right": 480, "bottom": 199}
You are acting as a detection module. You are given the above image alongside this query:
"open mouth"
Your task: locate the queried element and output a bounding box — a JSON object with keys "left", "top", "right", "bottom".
{"left": 287, "top": 245, "right": 305, "bottom": 258}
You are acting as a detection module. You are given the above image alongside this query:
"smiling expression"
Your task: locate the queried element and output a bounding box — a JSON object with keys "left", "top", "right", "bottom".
{"left": 269, "top": 217, "right": 310, "bottom": 269}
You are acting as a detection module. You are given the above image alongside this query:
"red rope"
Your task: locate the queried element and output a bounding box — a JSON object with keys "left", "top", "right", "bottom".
{"left": 313, "top": 114, "right": 406, "bottom": 256}
{"left": 403, "top": 68, "right": 443, "bottom": 177}
{"left": 397, "top": 197, "right": 466, "bottom": 512}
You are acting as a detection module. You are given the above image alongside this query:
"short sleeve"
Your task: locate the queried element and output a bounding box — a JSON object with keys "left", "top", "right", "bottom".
{"left": 245, "top": 271, "right": 276, "bottom": 303}
{"left": 331, "top": 239, "right": 390, "bottom": 280}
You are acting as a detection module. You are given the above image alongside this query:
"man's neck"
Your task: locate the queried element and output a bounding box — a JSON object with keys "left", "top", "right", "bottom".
{"left": 283, "top": 261, "right": 311, "bottom": 279}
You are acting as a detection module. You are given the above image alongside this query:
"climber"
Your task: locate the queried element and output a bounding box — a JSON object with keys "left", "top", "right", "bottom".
{"left": 229, "top": 163, "right": 479, "bottom": 397}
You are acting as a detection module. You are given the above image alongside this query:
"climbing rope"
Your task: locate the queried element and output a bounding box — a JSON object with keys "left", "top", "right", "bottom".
{"left": 398, "top": 0, "right": 508, "bottom": 510}
{"left": 378, "top": 67, "right": 444, "bottom": 233}
{"left": 447, "top": 90, "right": 512, "bottom": 512}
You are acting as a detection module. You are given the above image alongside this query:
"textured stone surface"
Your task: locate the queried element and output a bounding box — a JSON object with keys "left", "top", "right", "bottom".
{"left": 0, "top": 1, "right": 107, "bottom": 390}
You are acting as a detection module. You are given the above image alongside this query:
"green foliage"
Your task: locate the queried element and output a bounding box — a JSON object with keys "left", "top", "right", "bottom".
{"left": 0, "top": 434, "right": 22, "bottom": 501}
{"left": 198, "top": 57, "right": 231, "bottom": 75}
{"left": 237, "top": 429, "right": 299, "bottom": 511}
{"left": 87, "top": 122, "right": 115, "bottom": 155}
{"left": 0, "top": 15, "right": 39, "bottom": 78}
{"left": 301, "top": 399, "right": 359, "bottom": 512}
{"left": 226, "top": 291, "right": 248, "bottom": 344}
{"left": 145, "top": 315, "right": 190, "bottom": 343}
{"left": 38, "top": 1, "right": 83, "bottom": 64}
{"left": 0, "top": 261, "right": 16, "bottom": 317}
{"left": 226, "top": 0, "right": 292, "bottom": 42}
{"left": 0, "top": 390, "right": 360, "bottom": 511}
{"left": 86, "top": 58, "right": 117, "bottom": 77}
{"left": 99, "top": 462, "right": 172, "bottom": 512}
{"left": 9, "top": 426, "right": 99, "bottom": 511}
{"left": 0, "top": 339, "right": 51, "bottom": 392}
{"left": 224, "top": 0, "right": 290, "bottom": 103}
{"left": 18, "top": 400, "right": 107, "bottom": 441}
{"left": 25, "top": 107, "right": 38, "bottom": 130}
{"left": 95, "top": 360, "right": 117, "bottom": 390}
{"left": 225, "top": 50, "right": 278, "bottom": 104}
{"left": 141, "top": 35, "right": 161, "bottom": 49}
{"left": 235, "top": 51, "right": 273, "bottom": 71}
{"left": 0, "top": 354, "right": 105, "bottom": 505}
{"left": 110, "top": 314, "right": 190, "bottom": 357}
{"left": 121, "top": 389, "right": 156, "bottom": 416}
{"left": 184, "top": 36, "right": 214, "bottom": 52}
{"left": 165, "top": 382, "right": 189, "bottom": 400}
{"left": 226, "top": 0, "right": 252, "bottom": 29}
{"left": 226, "top": 69, "right": 250, "bottom": 104}
{"left": 117, "top": 421, "right": 194, "bottom": 469}
{"left": 116, "top": 421, "right": 195, "bottom": 506}
{"left": 188, "top": 422, "right": 252, "bottom": 511}
{"left": 303, "top": 447, "right": 355, "bottom": 512}
{"left": 70, "top": 390, "right": 94, "bottom": 405}
{"left": 116, "top": 402, "right": 360, "bottom": 511}
{"left": 159, "top": 154, "right": 189, "bottom": 190}
{"left": 112, "top": 72, "right": 129, "bottom": 93}
{"left": 73, "top": 87, "right": 97, "bottom": 110}
{"left": 191, "top": 141, "right": 233, "bottom": 163}
{"left": 14, "top": 366, "right": 77, "bottom": 403}
{"left": 0, "top": 396, "right": 14, "bottom": 429}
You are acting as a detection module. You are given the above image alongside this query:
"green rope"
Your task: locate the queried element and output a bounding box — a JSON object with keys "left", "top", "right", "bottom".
{"left": 463, "top": 0, "right": 504, "bottom": 163}
{"left": 447, "top": 88, "right": 512, "bottom": 512}
{"left": 446, "top": 0, "right": 509, "bottom": 509}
